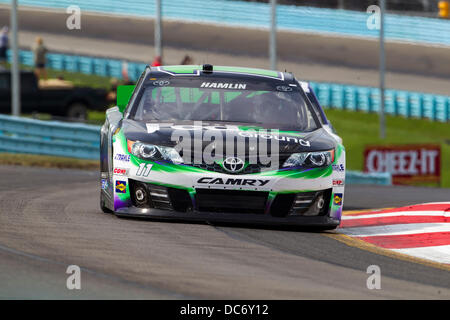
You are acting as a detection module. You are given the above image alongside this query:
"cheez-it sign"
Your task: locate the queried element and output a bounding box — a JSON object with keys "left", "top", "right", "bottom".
{"left": 364, "top": 145, "right": 441, "bottom": 185}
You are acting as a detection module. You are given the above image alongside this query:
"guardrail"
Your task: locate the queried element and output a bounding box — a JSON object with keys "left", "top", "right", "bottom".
{"left": 346, "top": 171, "right": 392, "bottom": 185}
{"left": 0, "top": 115, "right": 391, "bottom": 185}
{"left": 2, "top": 0, "right": 449, "bottom": 46}
{"left": 0, "top": 114, "right": 100, "bottom": 159}
{"left": 7, "top": 49, "right": 450, "bottom": 122}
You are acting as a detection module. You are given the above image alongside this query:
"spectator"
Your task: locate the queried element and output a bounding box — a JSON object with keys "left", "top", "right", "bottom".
{"left": 121, "top": 60, "right": 129, "bottom": 83}
{"left": 32, "top": 36, "right": 48, "bottom": 80}
{"left": 106, "top": 78, "right": 119, "bottom": 103}
{"left": 151, "top": 56, "right": 162, "bottom": 67}
{"left": 0, "top": 26, "right": 8, "bottom": 67}
{"left": 180, "top": 54, "right": 193, "bottom": 65}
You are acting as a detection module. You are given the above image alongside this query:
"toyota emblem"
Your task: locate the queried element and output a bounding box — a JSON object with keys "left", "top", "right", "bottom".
{"left": 222, "top": 157, "right": 245, "bottom": 173}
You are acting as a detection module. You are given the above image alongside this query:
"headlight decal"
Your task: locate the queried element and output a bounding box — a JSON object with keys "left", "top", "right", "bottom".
{"left": 128, "top": 140, "right": 184, "bottom": 164}
{"left": 282, "top": 149, "right": 334, "bottom": 169}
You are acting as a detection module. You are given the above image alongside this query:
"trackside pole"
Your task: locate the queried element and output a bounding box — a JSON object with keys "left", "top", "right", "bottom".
{"left": 155, "top": 0, "right": 162, "bottom": 59}
{"left": 379, "top": 0, "right": 386, "bottom": 139}
{"left": 269, "top": 0, "right": 277, "bottom": 70}
{"left": 11, "top": 0, "right": 21, "bottom": 116}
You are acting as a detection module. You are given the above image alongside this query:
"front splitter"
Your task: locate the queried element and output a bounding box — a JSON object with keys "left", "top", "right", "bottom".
{"left": 114, "top": 207, "right": 340, "bottom": 228}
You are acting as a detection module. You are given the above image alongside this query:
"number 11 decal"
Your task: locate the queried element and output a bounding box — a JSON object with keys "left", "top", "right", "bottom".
{"left": 136, "top": 163, "right": 153, "bottom": 177}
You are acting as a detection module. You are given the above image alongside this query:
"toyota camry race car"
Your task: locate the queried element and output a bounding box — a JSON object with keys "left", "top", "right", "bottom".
{"left": 100, "top": 65, "right": 345, "bottom": 229}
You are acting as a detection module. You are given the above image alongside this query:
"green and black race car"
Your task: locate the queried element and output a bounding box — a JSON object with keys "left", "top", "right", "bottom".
{"left": 100, "top": 64, "right": 345, "bottom": 229}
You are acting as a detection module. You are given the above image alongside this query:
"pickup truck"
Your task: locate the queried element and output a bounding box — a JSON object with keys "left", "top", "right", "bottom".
{"left": 0, "top": 68, "right": 109, "bottom": 120}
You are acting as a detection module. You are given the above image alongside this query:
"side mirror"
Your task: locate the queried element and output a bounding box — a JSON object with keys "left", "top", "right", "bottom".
{"left": 116, "top": 85, "right": 136, "bottom": 113}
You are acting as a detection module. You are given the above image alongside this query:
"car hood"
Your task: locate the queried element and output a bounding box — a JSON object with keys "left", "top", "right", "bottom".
{"left": 121, "top": 119, "right": 337, "bottom": 155}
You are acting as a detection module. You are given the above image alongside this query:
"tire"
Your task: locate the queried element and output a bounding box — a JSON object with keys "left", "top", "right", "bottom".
{"left": 67, "top": 102, "right": 88, "bottom": 120}
{"left": 100, "top": 192, "right": 113, "bottom": 213}
{"left": 100, "top": 142, "right": 114, "bottom": 214}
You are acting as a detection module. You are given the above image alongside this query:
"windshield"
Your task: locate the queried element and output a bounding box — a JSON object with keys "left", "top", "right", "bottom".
{"left": 129, "top": 77, "right": 319, "bottom": 131}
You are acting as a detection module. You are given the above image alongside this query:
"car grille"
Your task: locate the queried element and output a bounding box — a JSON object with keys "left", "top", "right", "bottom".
{"left": 270, "top": 189, "right": 332, "bottom": 217}
{"left": 189, "top": 162, "right": 266, "bottom": 174}
{"left": 195, "top": 189, "right": 268, "bottom": 214}
{"left": 290, "top": 191, "right": 319, "bottom": 213}
{"left": 185, "top": 155, "right": 290, "bottom": 174}
{"left": 129, "top": 180, "right": 192, "bottom": 212}
{"left": 147, "top": 184, "right": 173, "bottom": 210}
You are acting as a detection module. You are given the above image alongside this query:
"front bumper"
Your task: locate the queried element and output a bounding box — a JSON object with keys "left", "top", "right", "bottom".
{"left": 111, "top": 179, "right": 342, "bottom": 228}
{"left": 114, "top": 206, "right": 340, "bottom": 228}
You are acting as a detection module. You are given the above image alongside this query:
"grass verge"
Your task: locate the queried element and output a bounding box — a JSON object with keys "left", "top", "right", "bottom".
{"left": 0, "top": 153, "right": 99, "bottom": 170}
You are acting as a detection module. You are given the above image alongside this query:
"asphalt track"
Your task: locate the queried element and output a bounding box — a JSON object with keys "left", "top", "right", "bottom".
{"left": 0, "top": 165, "right": 449, "bottom": 299}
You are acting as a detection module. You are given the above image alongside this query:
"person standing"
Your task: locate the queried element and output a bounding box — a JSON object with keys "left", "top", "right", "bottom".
{"left": 32, "top": 37, "right": 48, "bottom": 80}
{"left": 0, "top": 27, "right": 8, "bottom": 67}
{"left": 180, "top": 54, "right": 193, "bottom": 65}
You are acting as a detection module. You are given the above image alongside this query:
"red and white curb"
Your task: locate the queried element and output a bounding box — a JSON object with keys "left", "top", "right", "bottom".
{"left": 339, "top": 203, "right": 450, "bottom": 265}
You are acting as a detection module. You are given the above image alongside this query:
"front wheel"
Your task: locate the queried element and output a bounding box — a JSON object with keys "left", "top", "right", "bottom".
{"left": 100, "top": 192, "right": 113, "bottom": 213}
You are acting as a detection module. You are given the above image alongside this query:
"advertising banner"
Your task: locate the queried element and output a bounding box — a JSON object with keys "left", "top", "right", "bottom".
{"left": 364, "top": 145, "right": 441, "bottom": 185}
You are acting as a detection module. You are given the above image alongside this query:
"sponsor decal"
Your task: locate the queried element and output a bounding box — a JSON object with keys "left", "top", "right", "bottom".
{"left": 222, "top": 157, "right": 245, "bottom": 173}
{"left": 113, "top": 168, "right": 129, "bottom": 176}
{"left": 101, "top": 179, "right": 108, "bottom": 190}
{"left": 146, "top": 123, "right": 160, "bottom": 134}
{"left": 364, "top": 145, "right": 441, "bottom": 185}
{"left": 276, "top": 85, "right": 292, "bottom": 92}
{"left": 145, "top": 123, "right": 309, "bottom": 147}
{"left": 238, "top": 131, "right": 310, "bottom": 147}
{"left": 197, "top": 177, "right": 270, "bottom": 187}
{"left": 200, "top": 82, "right": 247, "bottom": 90}
{"left": 152, "top": 80, "right": 170, "bottom": 86}
{"left": 333, "top": 179, "right": 345, "bottom": 186}
{"left": 114, "top": 154, "right": 131, "bottom": 162}
{"left": 115, "top": 180, "right": 127, "bottom": 193}
{"left": 146, "top": 123, "right": 311, "bottom": 147}
{"left": 136, "top": 163, "right": 153, "bottom": 177}
{"left": 333, "top": 193, "right": 343, "bottom": 206}
{"left": 332, "top": 164, "right": 345, "bottom": 172}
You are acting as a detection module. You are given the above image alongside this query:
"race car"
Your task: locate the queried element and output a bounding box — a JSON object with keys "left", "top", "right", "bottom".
{"left": 100, "top": 64, "right": 345, "bottom": 229}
